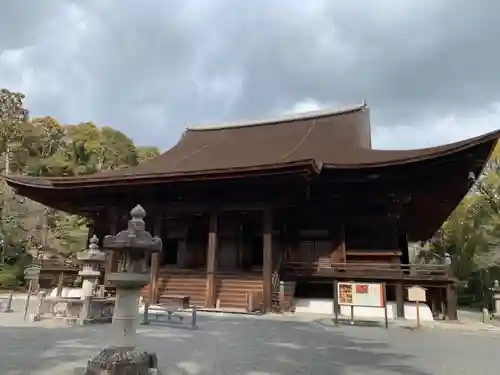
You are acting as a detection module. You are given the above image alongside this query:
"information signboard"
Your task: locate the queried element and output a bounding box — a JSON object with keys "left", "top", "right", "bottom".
{"left": 407, "top": 285, "right": 427, "bottom": 302}
{"left": 337, "top": 282, "right": 384, "bottom": 307}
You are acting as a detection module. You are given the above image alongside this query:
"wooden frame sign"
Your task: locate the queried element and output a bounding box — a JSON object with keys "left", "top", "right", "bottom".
{"left": 407, "top": 285, "right": 427, "bottom": 329}
{"left": 334, "top": 281, "right": 388, "bottom": 329}
{"left": 407, "top": 285, "right": 426, "bottom": 302}
{"left": 337, "top": 282, "right": 384, "bottom": 307}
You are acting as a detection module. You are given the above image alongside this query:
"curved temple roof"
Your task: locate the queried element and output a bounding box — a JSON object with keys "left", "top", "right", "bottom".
{"left": 3, "top": 103, "right": 500, "bottom": 189}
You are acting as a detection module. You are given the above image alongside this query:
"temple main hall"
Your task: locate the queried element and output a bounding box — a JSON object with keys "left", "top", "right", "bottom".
{"left": 5, "top": 103, "right": 499, "bottom": 319}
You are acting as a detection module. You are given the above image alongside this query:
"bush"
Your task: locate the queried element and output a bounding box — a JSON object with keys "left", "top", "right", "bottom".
{"left": 0, "top": 263, "right": 22, "bottom": 288}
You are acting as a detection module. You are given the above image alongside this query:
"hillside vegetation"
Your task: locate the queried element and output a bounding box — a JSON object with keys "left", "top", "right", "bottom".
{"left": 0, "top": 88, "right": 159, "bottom": 287}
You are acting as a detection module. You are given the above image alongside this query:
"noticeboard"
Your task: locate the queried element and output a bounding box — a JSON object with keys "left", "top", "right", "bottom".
{"left": 337, "top": 282, "right": 384, "bottom": 307}
{"left": 407, "top": 285, "right": 427, "bottom": 302}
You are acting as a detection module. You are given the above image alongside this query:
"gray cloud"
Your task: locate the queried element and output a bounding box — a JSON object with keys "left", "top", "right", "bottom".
{"left": 1, "top": 0, "right": 499, "bottom": 149}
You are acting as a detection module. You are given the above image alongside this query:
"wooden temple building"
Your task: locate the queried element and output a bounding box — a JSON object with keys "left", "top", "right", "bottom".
{"left": 4, "top": 104, "right": 500, "bottom": 319}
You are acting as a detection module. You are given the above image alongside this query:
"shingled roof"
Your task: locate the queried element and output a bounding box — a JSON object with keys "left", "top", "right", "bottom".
{"left": 4, "top": 103, "right": 500, "bottom": 188}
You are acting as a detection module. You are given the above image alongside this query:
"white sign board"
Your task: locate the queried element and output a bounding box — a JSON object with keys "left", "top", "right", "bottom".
{"left": 337, "top": 282, "right": 384, "bottom": 307}
{"left": 408, "top": 285, "right": 427, "bottom": 302}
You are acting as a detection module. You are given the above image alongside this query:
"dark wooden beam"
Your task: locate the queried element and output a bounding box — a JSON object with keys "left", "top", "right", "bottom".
{"left": 205, "top": 212, "right": 218, "bottom": 308}
{"left": 104, "top": 208, "right": 119, "bottom": 284}
{"left": 149, "top": 210, "right": 163, "bottom": 304}
{"left": 76, "top": 200, "right": 292, "bottom": 216}
{"left": 446, "top": 284, "right": 458, "bottom": 320}
{"left": 395, "top": 282, "right": 405, "bottom": 319}
{"left": 262, "top": 208, "right": 273, "bottom": 313}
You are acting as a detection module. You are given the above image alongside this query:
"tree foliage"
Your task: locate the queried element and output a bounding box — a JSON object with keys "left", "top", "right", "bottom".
{"left": 426, "top": 143, "right": 500, "bottom": 305}
{"left": 0, "top": 88, "right": 160, "bottom": 286}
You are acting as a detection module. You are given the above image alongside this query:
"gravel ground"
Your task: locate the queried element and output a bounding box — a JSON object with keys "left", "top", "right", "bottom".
{"left": 1, "top": 298, "right": 499, "bottom": 375}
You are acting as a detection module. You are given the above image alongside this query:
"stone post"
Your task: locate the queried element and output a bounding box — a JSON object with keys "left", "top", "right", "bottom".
{"left": 77, "top": 235, "right": 107, "bottom": 299}
{"left": 31, "top": 291, "right": 46, "bottom": 321}
{"left": 1, "top": 291, "right": 14, "bottom": 313}
{"left": 492, "top": 280, "right": 500, "bottom": 316}
{"left": 84, "top": 205, "right": 162, "bottom": 375}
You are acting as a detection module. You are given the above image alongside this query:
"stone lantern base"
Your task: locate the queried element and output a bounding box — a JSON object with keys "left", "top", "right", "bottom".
{"left": 84, "top": 347, "right": 161, "bottom": 375}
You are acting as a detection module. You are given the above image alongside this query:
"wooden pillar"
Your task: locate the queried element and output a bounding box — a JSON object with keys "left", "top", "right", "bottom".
{"left": 331, "top": 222, "right": 346, "bottom": 263}
{"left": 104, "top": 209, "right": 119, "bottom": 284}
{"left": 56, "top": 271, "right": 64, "bottom": 297}
{"left": 340, "top": 223, "right": 346, "bottom": 263}
{"left": 395, "top": 282, "right": 405, "bottom": 319}
{"left": 399, "top": 231, "right": 410, "bottom": 265}
{"left": 430, "top": 288, "right": 439, "bottom": 318}
{"left": 149, "top": 211, "right": 162, "bottom": 304}
{"left": 205, "top": 213, "right": 218, "bottom": 308}
{"left": 446, "top": 283, "right": 458, "bottom": 320}
{"left": 177, "top": 238, "right": 187, "bottom": 268}
{"left": 263, "top": 208, "right": 273, "bottom": 313}
{"left": 86, "top": 220, "right": 95, "bottom": 243}
{"left": 238, "top": 223, "right": 244, "bottom": 269}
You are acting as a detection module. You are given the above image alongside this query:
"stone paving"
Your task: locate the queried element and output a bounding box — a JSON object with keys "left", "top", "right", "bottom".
{"left": 1, "top": 298, "right": 499, "bottom": 375}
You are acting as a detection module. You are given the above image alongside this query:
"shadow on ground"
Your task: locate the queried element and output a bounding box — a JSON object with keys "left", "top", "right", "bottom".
{"left": 0, "top": 312, "right": 435, "bottom": 375}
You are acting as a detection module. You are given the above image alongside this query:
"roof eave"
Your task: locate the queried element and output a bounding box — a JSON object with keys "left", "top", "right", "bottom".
{"left": 2, "top": 159, "right": 321, "bottom": 190}
{"left": 322, "top": 129, "right": 500, "bottom": 170}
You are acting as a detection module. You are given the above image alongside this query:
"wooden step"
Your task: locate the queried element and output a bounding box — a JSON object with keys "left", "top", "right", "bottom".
{"left": 215, "top": 275, "right": 263, "bottom": 310}
{"left": 146, "top": 271, "right": 267, "bottom": 311}
{"left": 216, "top": 284, "right": 262, "bottom": 290}
{"left": 155, "top": 273, "right": 207, "bottom": 307}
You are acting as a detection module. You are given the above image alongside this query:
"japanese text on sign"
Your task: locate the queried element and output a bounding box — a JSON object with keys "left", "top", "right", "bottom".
{"left": 337, "top": 282, "right": 384, "bottom": 307}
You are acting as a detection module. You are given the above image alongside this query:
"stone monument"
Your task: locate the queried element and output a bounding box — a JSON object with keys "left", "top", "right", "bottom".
{"left": 77, "top": 235, "right": 107, "bottom": 298}
{"left": 84, "top": 205, "right": 162, "bottom": 375}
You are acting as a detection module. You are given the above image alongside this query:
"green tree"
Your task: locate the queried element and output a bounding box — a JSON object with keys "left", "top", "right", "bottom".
{"left": 0, "top": 87, "right": 161, "bottom": 263}
{"left": 136, "top": 146, "right": 160, "bottom": 163}
{"left": 0, "top": 183, "right": 29, "bottom": 264}
{"left": 428, "top": 143, "right": 500, "bottom": 305}
{"left": 0, "top": 89, "right": 29, "bottom": 175}
{"left": 100, "top": 126, "right": 138, "bottom": 170}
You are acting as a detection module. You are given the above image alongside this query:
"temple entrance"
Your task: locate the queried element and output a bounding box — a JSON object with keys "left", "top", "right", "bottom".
{"left": 185, "top": 215, "right": 208, "bottom": 269}
{"left": 250, "top": 236, "right": 263, "bottom": 267}
{"left": 162, "top": 238, "right": 179, "bottom": 265}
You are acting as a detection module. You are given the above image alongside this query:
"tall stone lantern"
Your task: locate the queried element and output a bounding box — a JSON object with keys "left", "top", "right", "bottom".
{"left": 84, "top": 205, "right": 162, "bottom": 375}
{"left": 77, "top": 235, "right": 107, "bottom": 298}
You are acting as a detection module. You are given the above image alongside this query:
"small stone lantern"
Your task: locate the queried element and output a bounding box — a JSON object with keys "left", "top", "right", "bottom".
{"left": 84, "top": 205, "right": 162, "bottom": 375}
{"left": 77, "top": 235, "right": 107, "bottom": 299}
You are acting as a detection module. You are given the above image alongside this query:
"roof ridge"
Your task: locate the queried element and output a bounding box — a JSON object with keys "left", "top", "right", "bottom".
{"left": 186, "top": 102, "right": 367, "bottom": 132}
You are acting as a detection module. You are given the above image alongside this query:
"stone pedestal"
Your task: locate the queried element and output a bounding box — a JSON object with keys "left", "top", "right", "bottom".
{"left": 109, "top": 275, "right": 148, "bottom": 347}
{"left": 85, "top": 347, "right": 159, "bottom": 375}
{"left": 81, "top": 278, "right": 96, "bottom": 298}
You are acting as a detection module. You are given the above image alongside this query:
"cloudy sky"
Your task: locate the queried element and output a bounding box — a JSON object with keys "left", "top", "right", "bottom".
{"left": 1, "top": 0, "right": 499, "bottom": 150}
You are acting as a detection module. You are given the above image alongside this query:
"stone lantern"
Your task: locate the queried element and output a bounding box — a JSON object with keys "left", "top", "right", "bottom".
{"left": 77, "top": 235, "right": 107, "bottom": 299}
{"left": 84, "top": 205, "right": 162, "bottom": 375}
